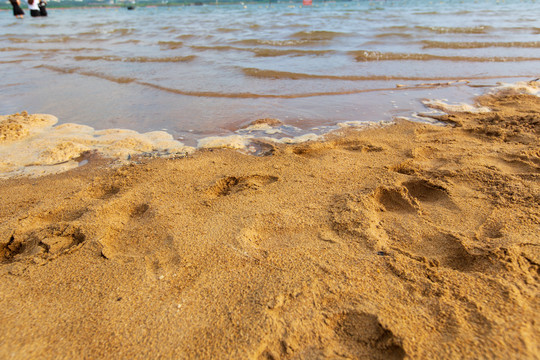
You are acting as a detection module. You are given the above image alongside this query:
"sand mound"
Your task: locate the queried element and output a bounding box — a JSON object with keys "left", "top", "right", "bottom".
{"left": 0, "top": 91, "right": 538, "bottom": 359}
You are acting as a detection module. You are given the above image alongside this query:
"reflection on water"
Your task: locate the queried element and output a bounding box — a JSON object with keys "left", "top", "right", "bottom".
{"left": 0, "top": 0, "right": 538, "bottom": 143}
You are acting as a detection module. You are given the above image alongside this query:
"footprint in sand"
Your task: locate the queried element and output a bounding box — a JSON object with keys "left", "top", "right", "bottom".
{"left": 401, "top": 178, "right": 454, "bottom": 205}
{"left": 207, "top": 175, "right": 278, "bottom": 197}
{"left": 93, "top": 185, "right": 122, "bottom": 200}
{"left": 143, "top": 235, "right": 183, "bottom": 280}
{"left": 330, "top": 178, "right": 493, "bottom": 273}
{"left": 329, "top": 186, "right": 418, "bottom": 251}
{"left": 1, "top": 223, "right": 86, "bottom": 263}
{"left": 331, "top": 310, "right": 406, "bottom": 360}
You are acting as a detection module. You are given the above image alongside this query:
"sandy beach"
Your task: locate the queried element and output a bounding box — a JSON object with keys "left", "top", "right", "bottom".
{"left": 0, "top": 88, "right": 539, "bottom": 358}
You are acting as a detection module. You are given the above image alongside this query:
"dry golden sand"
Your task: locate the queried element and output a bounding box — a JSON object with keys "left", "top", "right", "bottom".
{"left": 0, "top": 92, "right": 539, "bottom": 359}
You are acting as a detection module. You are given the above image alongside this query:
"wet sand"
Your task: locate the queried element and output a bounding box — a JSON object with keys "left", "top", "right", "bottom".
{"left": 0, "top": 90, "right": 539, "bottom": 359}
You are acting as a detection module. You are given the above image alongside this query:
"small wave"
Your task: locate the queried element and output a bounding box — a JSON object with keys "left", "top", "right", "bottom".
{"left": 37, "top": 36, "right": 76, "bottom": 43}
{"left": 252, "top": 48, "right": 333, "bottom": 57}
{"left": 0, "top": 47, "right": 62, "bottom": 53}
{"left": 93, "top": 21, "right": 122, "bottom": 27}
{"left": 0, "top": 47, "right": 26, "bottom": 52}
{"left": 78, "top": 72, "right": 136, "bottom": 84}
{"left": 289, "top": 23, "right": 310, "bottom": 28}
{"left": 158, "top": 41, "right": 184, "bottom": 49}
{"left": 421, "top": 40, "right": 540, "bottom": 49}
{"left": 192, "top": 45, "right": 240, "bottom": 52}
{"left": 78, "top": 30, "right": 103, "bottom": 37}
{"left": 73, "top": 55, "right": 196, "bottom": 63}
{"left": 380, "top": 25, "right": 410, "bottom": 31}
{"left": 374, "top": 32, "right": 413, "bottom": 39}
{"left": 233, "top": 39, "right": 321, "bottom": 47}
{"left": 39, "top": 65, "right": 137, "bottom": 84}
{"left": 110, "top": 28, "right": 135, "bottom": 36}
{"left": 29, "top": 23, "right": 57, "bottom": 28}
{"left": 78, "top": 28, "right": 134, "bottom": 37}
{"left": 36, "top": 48, "right": 62, "bottom": 53}
{"left": 192, "top": 45, "right": 331, "bottom": 57}
{"left": 350, "top": 50, "right": 540, "bottom": 62}
{"left": 415, "top": 25, "right": 492, "bottom": 34}
{"left": 115, "top": 39, "right": 141, "bottom": 45}
{"left": 38, "top": 63, "right": 533, "bottom": 99}
{"left": 240, "top": 68, "right": 485, "bottom": 81}
{"left": 217, "top": 27, "right": 240, "bottom": 33}
{"left": 136, "top": 81, "right": 451, "bottom": 99}
{"left": 176, "top": 34, "right": 196, "bottom": 40}
{"left": 37, "top": 65, "right": 79, "bottom": 74}
{"left": 67, "top": 48, "right": 105, "bottom": 53}
{"left": 290, "top": 30, "right": 351, "bottom": 41}
{"left": 7, "top": 37, "right": 30, "bottom": 43}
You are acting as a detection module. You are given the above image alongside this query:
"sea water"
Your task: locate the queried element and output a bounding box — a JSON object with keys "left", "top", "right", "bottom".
{"left": 1, "top": 0, "right": 539, "bottom": 149}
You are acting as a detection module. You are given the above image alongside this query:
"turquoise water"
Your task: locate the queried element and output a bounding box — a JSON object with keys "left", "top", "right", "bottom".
{"left": 1, "top": 0, "right": 539, "bottom": 144}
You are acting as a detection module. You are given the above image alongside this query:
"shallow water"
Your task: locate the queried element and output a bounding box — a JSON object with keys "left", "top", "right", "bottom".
{"left": 1, "top": 0, "right": 539, "bottom": 145}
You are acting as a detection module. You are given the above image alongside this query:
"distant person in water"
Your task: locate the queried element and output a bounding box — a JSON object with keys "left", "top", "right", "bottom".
{"left": 9, "top": 0, "right": 25, "bottom": 18}
{"left": 38, "top": 0, "right": 47, "bottom": 16}
{"left": 27, "top": 0, "right": 44, "bottom": 17}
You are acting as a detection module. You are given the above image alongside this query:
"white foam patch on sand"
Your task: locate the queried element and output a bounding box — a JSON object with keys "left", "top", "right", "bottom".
{"left": 197, "top": 133, "right": 323, "bottom": 150}
{"left": 198, "top": 135, "right": 254, "bottom": 150}
{"left": 421, "top": 80, "right": 539, "bottom": 115}
{"left": 0, "top": 112, "right": 194, "bottom": 178}
{"left": 266, "top": 133, "right": 321, "bottom": 144}
{"left": 198, "top": 119, "right": 326, "bottom": 152}
{"left": 239, "top": 123, "right": 283, "bottom": 134}
{"left": 422, "top": 99, "right": 491, "bottom": 113}
{"left": 337, "top": 120, "right": 394, "bottom": 129}
{"left": 492, "top": 80, "right": 540, "bottom": 96}
{"left": 196, "top": 118, "right": 401, "bottom": 153}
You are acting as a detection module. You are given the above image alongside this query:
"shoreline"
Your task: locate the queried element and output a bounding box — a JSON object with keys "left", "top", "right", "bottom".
{"left": 0, "top": 87, "right": 539, "bottom": 358}
{"left": 1, "top": 81, "right": 537, "bottom": 180}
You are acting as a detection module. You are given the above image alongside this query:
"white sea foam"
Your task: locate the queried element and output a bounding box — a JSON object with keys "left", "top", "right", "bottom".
{"left": 1, "top": 111, "right": 397, "bottom": 178}
{"left": 421, "top": 80, "right": 539, "bottom": 115}
{"left": 266, "top": 133, "right": 322, "bottom": 144}
{"left": 337, "top": 120, "right": 394, "bottom": 128}
{"left": 422, "top": 99, "right": 491, "bottom": 114}
{"left": 0, "top": 112, "right": 194, "bottom": 178}
{"left": 491, "top": 80, "right": 540, "bottom": 96}
{"left": 239, "top": 123, "right": 283, "bottom": 134}
{"left": 197, "top": 135, "right": 254, "bottom": 150}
